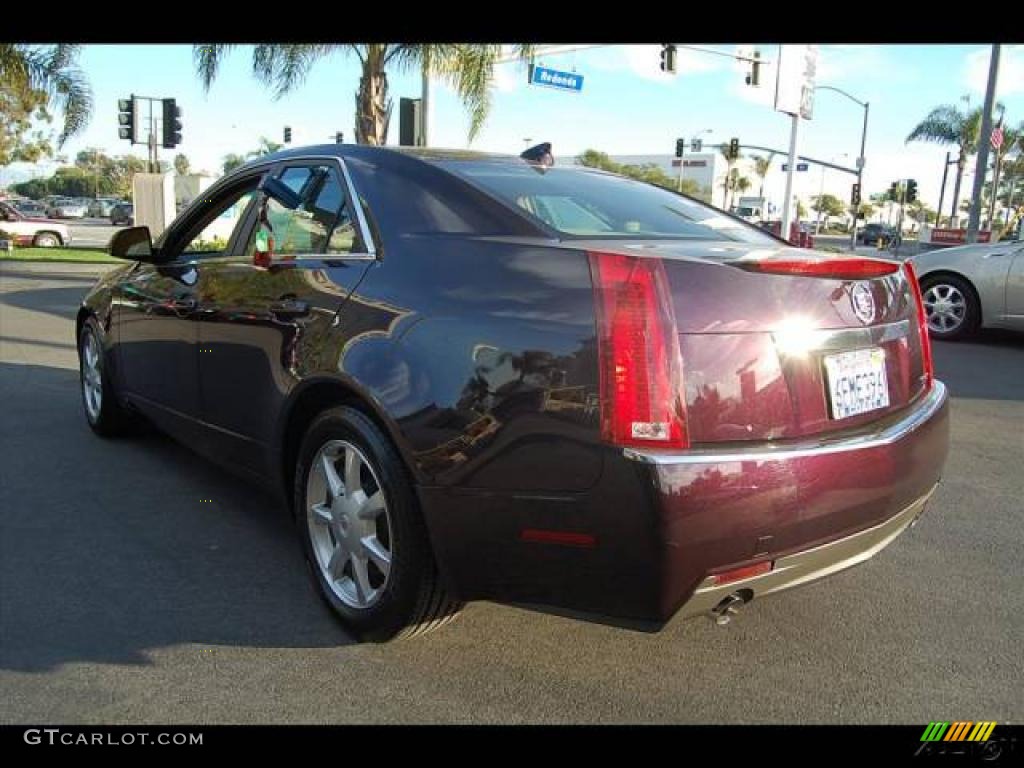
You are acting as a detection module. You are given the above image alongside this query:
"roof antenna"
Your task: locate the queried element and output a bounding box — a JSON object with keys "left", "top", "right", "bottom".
{"left": 521, "top": 142, "right": 554, "bottom": 168}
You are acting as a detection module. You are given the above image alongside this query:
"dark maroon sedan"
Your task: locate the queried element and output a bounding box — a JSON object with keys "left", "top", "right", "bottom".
{"left": 77, "top": 145, "right": 948, "bottom": 640}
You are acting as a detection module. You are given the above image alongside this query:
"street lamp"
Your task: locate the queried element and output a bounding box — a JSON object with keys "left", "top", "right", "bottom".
{"left": 815, "top": 85, "right": 869, "bottom": 251}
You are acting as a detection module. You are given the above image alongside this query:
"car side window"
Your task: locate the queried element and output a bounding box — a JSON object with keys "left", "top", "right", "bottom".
{"left": 245, "top": 163, "right": 362, "bottom": 256}
{"left": 177, "top": 184, "right": 259, "bottom": 259}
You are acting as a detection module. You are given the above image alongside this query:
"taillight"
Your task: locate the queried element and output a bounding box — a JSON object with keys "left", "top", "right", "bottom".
{"left": 588, "top": 251, "right": 688, "bottom": 449}
{"left": 903, "top": 260, "right": 934, "bottom": 392}
{"left": 734, "top": 257, "right": 900, "bottom": 279}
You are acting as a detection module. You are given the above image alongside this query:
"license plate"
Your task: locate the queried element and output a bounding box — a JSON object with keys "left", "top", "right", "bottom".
{"left": 823, "top": 347, "right": 890, "bottom": 420}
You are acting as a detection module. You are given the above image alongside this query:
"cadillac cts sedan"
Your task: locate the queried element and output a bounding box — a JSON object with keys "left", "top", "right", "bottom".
{"left": 77, "top": 145, "right": 949, "bottom": 641}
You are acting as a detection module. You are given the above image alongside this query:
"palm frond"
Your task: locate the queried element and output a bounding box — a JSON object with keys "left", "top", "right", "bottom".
{"left": 194, "top": 44, "right": 236, "bottom": 91}
{"left": 905, "top": 105, "right": 963, "bottom": 146}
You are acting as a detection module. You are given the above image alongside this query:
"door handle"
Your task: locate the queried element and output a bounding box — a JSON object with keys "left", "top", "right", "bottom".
{"left": 269, "top": 298, "right": 310, "bottom": 318}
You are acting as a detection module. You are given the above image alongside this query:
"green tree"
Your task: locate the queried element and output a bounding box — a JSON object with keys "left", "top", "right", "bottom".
{"left": 853, "top": 202, "right": 876, "bottom": 221}
{"left": 575, "top": 149, "right": 701, "bottom": 196}
{"left": 174, "top": 153, "right": 191, "bottom": 176}
{"left": 719, "top": 144, "right": 743, "bottom": 209}
{"left": 247, "top": 137, "right": 283, "bottom": 158}
{"left": 0, "top": 44, "right": 92, "bottom": 163}
{"left": 906, "top": 95, "right": 1000, "bottom": 222}
{"left": 222, "top": 153, "right": 247, "bottom": 175}
{"left": 194, "top": 44, "right": 535, "bottom": 146}
{"left": 811, "top": 193, "right": 845, "bottom": 218}
{"left": 751, "top": 153, "right": 773, "bottom": 203}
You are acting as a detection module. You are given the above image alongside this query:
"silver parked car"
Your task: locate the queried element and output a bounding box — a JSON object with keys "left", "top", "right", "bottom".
{"left": 46, "top": 197, "right": 88, "bottom": 219}
{"left": 908, "top": 221, "right": 1024, "bottom": 339}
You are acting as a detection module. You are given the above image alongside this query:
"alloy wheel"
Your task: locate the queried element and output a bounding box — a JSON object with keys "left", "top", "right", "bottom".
{"left": 922, "top": 283, "right": 966, "bottom": 334}
{"left": 81, "top": 330, "right": 103, "bottom": 421}
{"left": 306, "top": 439, "right": 392, "bottom": 610}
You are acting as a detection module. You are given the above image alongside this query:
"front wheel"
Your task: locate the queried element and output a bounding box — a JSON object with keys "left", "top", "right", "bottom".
{"left": 78, "top": 317, "right": 138, "bottom": 436}
{"left": 294, "top": 406, "right": 461, "bottom": 641}
{"left": 920, "top": 274, "right": 979, "bottom": 340}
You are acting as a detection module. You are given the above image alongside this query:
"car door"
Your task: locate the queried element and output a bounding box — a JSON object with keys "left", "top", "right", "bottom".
{"left": 1005, "top": 244, "right": 1024, "bottom": 329}
{"left": 195, "top": 157, "right": 376, "bottom": 475}
{"left": 116, "top": 175, "right": 260, "bottom": 440}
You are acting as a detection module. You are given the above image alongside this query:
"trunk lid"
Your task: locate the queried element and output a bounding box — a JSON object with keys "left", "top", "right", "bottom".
{"left": 582, "top": 240, "right": 929, "bottom": 443}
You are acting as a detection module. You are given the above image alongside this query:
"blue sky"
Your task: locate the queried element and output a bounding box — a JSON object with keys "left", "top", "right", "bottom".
{"left": 6, "top": 44, "right": 1023, "bottom": 213}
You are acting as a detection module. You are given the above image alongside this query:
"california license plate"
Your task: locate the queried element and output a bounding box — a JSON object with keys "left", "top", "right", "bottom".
{"left": 824, "top": 347, "right": 890, "bottom": 420}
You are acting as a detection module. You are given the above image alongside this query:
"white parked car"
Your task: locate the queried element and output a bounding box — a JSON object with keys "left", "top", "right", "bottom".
{"left": 907, "top": 220, "right": 1024, "bottom": 339}
{"left": 0, "top": 201, "right": 72, "bottom": 247}
{"left": 46, "top": 197, "right": 88, "bottom": 219}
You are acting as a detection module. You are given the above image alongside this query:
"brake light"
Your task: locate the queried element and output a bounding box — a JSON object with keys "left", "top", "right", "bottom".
{"left": 903, "top": 261, "right": 934, "bottom": 392}
{"left": 588, "top": 251, "right": 688, "bottom": 449}
{"left": 734, "top": 257, "right": 900, "bottom": 279}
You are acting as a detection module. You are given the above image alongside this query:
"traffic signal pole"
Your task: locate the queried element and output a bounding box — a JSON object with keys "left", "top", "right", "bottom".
{"left": 780, "top": 113, "right": 800, "bottom": 243}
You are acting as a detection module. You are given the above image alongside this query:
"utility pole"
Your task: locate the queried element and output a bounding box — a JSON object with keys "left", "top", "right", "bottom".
{"left": 781, "top": 113, "right": 800, "bottom": 242}
{"left": 420, "top": 59, "right": 430, "bottom": 147}
{"left": 936, "top": 152, "right": 952, "bottom": 229}
{"left": 967, "top": 45, "right": 1000, "bottom": 243}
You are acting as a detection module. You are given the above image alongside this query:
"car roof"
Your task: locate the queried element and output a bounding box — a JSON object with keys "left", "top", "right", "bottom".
{"left": 235, "top": 143, "right": 541, "bottom": 173}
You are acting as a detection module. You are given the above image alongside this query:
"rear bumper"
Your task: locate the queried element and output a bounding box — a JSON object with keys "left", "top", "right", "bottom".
{"left": 421, "top": 381, "right": 949, "bottom": 626}
{"left": 634, "top": 380, "right": 949, "bottom": 621}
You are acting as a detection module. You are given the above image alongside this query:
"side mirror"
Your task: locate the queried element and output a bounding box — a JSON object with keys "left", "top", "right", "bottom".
{"left": 110, "top": 226, "right": 160, "bottom": 263}
{"left": 258, "top": 175, "right": 302, "bottom": 210}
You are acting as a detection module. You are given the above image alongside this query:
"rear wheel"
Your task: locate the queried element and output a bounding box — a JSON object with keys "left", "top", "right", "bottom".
{"left": 33, "top": 232, "right": 61, "bottom": 248}
{"left": 920, "top": 274, "right": 979, "bottom": 340}
{"left": 294, "top": 406, "right": 461, "bottom": 641}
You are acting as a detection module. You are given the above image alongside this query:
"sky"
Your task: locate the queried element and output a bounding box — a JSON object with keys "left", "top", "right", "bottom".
{"left": 4, "top": 43, "right": 1023, "bottom": 216}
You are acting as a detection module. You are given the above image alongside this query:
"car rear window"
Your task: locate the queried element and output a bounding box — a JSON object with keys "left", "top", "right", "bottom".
{"left": 439, "top": 161, "right": 775, "bottom": 245}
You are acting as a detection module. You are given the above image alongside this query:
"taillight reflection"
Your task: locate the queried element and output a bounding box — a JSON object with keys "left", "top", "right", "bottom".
{"left": 903, "top": 261, "right": 934, "bottom": 392}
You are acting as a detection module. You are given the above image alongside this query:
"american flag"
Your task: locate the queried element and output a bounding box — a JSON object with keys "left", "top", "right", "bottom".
{"left": 991, "top": 119, "right": 1004, "bottom": 150}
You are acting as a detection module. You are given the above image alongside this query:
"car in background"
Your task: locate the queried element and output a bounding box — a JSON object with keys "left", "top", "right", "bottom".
{"left": 858, "top": 223, "right": 896, "bottom": 246}
{"left": 907, "top": 219, "right": 1024, "bottom": 339}
{"left": 110, "top": 202, "right": 133, "bottom": 225}
{"left": 88, "top": 197, "right": 121, "bottom": 218}
{"left": 47, "top": 197, "right": 88, "bottom": 219}
{"left": 0, "top": 201, "right": 72, "bottom": 247}
{"left": 9, "top": 199, "right": 48, "bottom": 218}
{"left": 77, "top": 145, "right": 949, "bottom": 641}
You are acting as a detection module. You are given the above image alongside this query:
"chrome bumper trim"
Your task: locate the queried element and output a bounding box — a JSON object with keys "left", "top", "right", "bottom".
{"left": 677, "top": 486, "right": 937, "bottom": 619}
{"left": 624, "top": 380, "right": 947, "bottom": 466}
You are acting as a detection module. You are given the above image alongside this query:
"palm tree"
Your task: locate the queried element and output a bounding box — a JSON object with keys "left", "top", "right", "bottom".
{"left": 0, "top": 43, "right": 92, "bottom": 147}
{"left": 719, "top": 144, "right": 742, "bottom": 209}
{"left": 906, "top": 96, "right": 1001, "bottom": 223}
{"left": 752, "top": 153, "right": 773, "bottom": 207}
{"left": 194, "top": 44, "right": 534, "bottom": 147}
{"left": 247, "top": 137, "right": 283, "bottom": 158}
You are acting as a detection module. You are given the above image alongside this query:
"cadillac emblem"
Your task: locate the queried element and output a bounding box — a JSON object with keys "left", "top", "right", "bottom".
{"left": 851, "top": 282, "right": 876, "bottom": 324}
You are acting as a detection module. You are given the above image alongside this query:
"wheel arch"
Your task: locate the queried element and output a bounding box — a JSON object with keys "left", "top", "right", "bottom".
{"left": 275, "top": 375, "right": 423, "bottom": 517}
{"left": 33, "top": 230, "right": 64, "bottom": 246}
{"left": 917, "top": 268, "right": 984, "bottom": 326}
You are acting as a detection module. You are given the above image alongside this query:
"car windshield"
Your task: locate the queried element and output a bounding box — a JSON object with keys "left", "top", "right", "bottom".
{"left": 440, "top": 161, "right": 775, "bottom": 244}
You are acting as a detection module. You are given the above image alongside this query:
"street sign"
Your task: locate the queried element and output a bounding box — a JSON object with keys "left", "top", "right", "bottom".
{"left": 781, "top": 163, "right": 809, "bottom": 171}
{"left": 529, "top": 65, "right": 584, "bottom": 93}
{"left": 774, "top": 44, "right": 818, "bottom": 120}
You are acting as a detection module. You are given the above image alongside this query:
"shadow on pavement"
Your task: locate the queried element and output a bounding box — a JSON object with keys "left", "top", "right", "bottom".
{"left": 0, "top": 361, "right": 355, "bottom": 674}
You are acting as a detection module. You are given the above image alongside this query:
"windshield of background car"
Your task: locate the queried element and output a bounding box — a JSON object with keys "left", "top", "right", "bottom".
{"left": 439, "top": 161, "right": 777, "bottom": 244}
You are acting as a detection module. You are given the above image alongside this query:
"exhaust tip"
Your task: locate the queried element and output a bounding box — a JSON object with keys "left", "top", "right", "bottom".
{"left": 710, "top": 589, "right": 753, "bottom": 626}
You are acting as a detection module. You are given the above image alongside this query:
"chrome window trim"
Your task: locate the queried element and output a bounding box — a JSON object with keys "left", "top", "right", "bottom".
{"left": 623, "top": 380, "right": 947, "bottom": 465}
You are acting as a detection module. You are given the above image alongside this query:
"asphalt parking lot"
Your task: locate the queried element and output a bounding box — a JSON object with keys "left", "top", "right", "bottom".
{"left": 1, "top": 262, "right": 1021, "bottom": 724}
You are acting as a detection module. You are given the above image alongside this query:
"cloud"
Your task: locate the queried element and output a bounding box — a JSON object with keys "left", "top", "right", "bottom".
{"left": 963, "top": 45, "right": 1024, "bottom": 98}
{"left": 580, "top": 44, "right": 721, "bottom": 83}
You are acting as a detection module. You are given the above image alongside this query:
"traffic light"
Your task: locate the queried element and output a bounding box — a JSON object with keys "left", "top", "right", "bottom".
{"left": 905, "top": 179, "right": 918, "bottom": 203}
{"left": 728, "top": 138, "right": 740, "bottom": 160}
{"left": 851, "top": 183, "right": 861, "bottom": 207}
{"left": 283, "top": 126, "right": 292, "bottom": 144}
{"left": 335, "top": 132, "right": 344, "bottom": 144}
{"left": 691, "top": 138, "right": 703, "bottom": 153}
{"left": 118, "top": 96, "right": 141, "bottom": 143}
{"left": 889, "top": 182, "right": 899, "bottom": 201}
{"left": 161, "top": 98, "right": 182, "bottom": 149}
{"left": 675, "top": 138, "right": 685, "bottom": 158}
{"left": 745, "top": 50, "right": 762, "bottom": 86}
{"left": 660, "top": 44, "right": 677, "bottom": 74}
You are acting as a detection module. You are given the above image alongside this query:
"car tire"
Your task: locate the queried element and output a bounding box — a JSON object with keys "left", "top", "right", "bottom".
{"left": 294, "top": 406, "right": 462, "bottom": 642}
{"left": 33, "top": 232, "right": 61, "bottom": 248}
{"left": 78, "top": 317, "right": 138, "bottom": 436}
{"left": 919, "top": 274, "right": 979, "bottom": 341}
